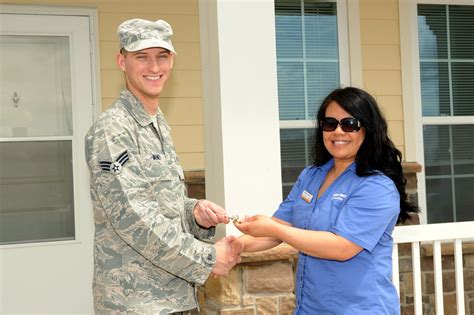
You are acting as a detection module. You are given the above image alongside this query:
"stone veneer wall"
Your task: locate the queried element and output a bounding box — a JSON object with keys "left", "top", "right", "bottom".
{"left": 184, "top": 163, "right": 474, "bottom": 314}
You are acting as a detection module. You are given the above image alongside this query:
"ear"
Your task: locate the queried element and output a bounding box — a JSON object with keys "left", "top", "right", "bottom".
{"left": 116, "top": 52, "right": 126, "bottom": 71}
{"left": 170, "top": 54, "right": 175, "bottom": 69}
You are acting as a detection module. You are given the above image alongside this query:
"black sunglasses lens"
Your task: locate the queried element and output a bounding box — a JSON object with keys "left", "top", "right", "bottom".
{"left": 340, "top": 118, "right": 360, "bottom": 132}
{"left": 321, "top": 118, "right": 338, "bottom": 131}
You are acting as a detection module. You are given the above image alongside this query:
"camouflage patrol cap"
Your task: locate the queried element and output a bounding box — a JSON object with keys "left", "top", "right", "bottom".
{"left": 117, "top": 18, "right": 177, "bottom": 54}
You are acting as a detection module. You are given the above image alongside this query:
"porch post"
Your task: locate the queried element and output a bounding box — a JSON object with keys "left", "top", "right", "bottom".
{"left": 199, "top": 0, "right": 282, "bottom": 236}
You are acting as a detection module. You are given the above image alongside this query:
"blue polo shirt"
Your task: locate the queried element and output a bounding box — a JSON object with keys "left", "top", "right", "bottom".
{"left": 274, "top": 160, "right": 400, "bottom": 314}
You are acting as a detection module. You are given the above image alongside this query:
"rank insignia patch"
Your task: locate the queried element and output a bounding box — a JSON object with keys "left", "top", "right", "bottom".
{"left": 99, "top": 150, "right": 129, "bottom": 174}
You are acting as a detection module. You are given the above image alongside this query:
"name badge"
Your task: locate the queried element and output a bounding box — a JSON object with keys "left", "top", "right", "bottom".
{"left": 177, "top": 166, "right": 185, "bottom": 180}
{"left": 301, "top": 190, "right": 313, "bottom": 203}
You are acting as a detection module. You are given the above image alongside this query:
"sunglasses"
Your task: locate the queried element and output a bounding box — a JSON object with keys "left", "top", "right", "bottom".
{"left": 320, "top": 117, "right": 362, "bottom": 133}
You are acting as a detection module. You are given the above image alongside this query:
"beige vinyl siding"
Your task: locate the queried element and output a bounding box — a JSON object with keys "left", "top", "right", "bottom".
{"left": 3, "top": 0, "right": 205, "bottom": 170}
{"left": 359, "top": 0, "right": 406, "bottom": 157}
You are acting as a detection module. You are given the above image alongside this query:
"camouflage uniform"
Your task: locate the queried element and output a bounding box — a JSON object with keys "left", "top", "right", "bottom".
{"left": 85, "top": 90, "right": 216, "bottom": 314}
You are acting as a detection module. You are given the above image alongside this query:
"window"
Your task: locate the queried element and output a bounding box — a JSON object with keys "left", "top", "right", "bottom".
{"left": 275, "top": 0, "right": 348, "bottom": 197}
{"left": 417, "top": 4, "right": 474, "bottom": 223}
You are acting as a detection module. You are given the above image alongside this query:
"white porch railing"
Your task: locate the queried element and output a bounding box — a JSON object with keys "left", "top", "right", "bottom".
{"left": 392, "top": 221, "right": 474, "bottom": 315}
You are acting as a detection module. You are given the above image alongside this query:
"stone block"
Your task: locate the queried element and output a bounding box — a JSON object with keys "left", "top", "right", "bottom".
{"left": 424, "top": 270, "right": 455, "bottom": 294}
{"left": 398, "top": 243, "right": 412, "bottom": 257}
{"left": 465, "top": 253, "right": 474, "bottom": 268}
{"left": 184, "top": 170, "right": 206, "bottom": 199}
{"left": 256, "top": 297, "right": 278, "bottom": 315}
{"left": 241, "top": 243, "right": 298, "bottom": 264}
{"left": 401, "top": 305, "right": 414, "bottom": 315}
{"left": 279, "top": 294, "right": 296, "bottom": 315}
{"left": 443, "top": 271, "right": 456, "bottom": 292}
{"left": 245, "top": 262, "right": 294, "bottom": 293}
{"left": 442, "top": 255, "right": 455, "bottom": 270}
{"left": 219, "top": 309, "right": 255, "bottom": 315}
{"left": 204, "top": 267, "right": 241, "bottom": 305}
{"left": 465, "top": 269, "right": 474, "bottom": 291}
{"left": 400, "top": 272, "right": 413, "bottom": 297}
{"left": 423, "top": 271, "right": 434, "bottom": 294}
{"left": 444, "top": 293, "right": 457, "bottom": 315}
{"left": 404, "top": 173, "right": 418, "bottom": 191}
{"left": 242, "top": 296, "right": 254, "bottom": 306}
{"left": 421, "top": 256, "right": 433, "bottom": 271}
{"left": 199, "top": 309, "right": 218, "bottom": 315}
{"left": 399, "top": 257, "right": 413, "bottom": 273}
{"left": 422, "top": 297, "right": 435, "bottom": 315}
{"left": 197, "top": 288, "right": 207, "bottom": 309}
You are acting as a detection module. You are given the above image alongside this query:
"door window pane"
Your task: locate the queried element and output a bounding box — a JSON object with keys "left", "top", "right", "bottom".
{"left": 0, "top": 35, "right": 72, "bottom": 137}
{"left": 0, "top": 141, "right": 75, "bottom": 244}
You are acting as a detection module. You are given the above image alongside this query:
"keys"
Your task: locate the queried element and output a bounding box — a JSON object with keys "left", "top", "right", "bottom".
{"left": 226, "top": 214, "right": 241, "bottom": 224}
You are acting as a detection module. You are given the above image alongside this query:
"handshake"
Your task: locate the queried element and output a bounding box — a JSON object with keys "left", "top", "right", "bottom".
{"left": 193, "top": 199, "right": 276, "bottom": 278}
{"left": 211, "top": 235, "right": 244, "bottom": 277}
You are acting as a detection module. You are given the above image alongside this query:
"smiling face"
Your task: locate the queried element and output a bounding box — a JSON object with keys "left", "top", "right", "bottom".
{"left": 116, "top": 47, "right": 174, "bottom": 112}
{"left": 323, "top": 101, "right": 365, "bottom": 166}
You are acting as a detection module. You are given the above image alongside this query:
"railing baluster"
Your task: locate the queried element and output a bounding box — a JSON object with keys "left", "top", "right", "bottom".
{"left": 433, "top": 240, "right": 444, "bottom": 314}
{"left": 392, "top": 243, "right": 400, "bottom": 296}
{"left": 454, "top": 239, "right": 465, "bottom": 315}
{"left": 392, "top": 222, "right": 474, "bottom": 315}
{"left": 412, "top": 241, "right": 422, "bottom": 315}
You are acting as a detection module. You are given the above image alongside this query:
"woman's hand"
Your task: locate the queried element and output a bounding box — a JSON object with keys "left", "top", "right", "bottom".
{"left": 234, "top": 215, "right": 278, "bottom": 238}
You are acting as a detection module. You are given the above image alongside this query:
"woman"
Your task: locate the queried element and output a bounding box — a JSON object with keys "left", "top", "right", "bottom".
{"left": 234, "top": 87, "right": 418, "bottom": 314}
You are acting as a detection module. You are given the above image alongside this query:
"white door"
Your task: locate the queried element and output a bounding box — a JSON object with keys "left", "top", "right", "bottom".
{"left": 0, "top": 10, "right": 95, "bottom": 314}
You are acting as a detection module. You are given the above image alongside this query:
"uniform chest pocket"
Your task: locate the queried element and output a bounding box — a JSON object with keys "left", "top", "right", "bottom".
{"left": 306, "top": 195, "right": 348, "bottom": 231}
{"left": 291, "top": 196, "right": 315, "bottom": 229}
{"left": 142, "top": 160, "right": 182, "bottom": 218}
{"left": 142, "top": 159, "right": 176, "bottom": 183}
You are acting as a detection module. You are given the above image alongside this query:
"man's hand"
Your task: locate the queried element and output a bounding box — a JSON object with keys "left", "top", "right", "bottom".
{"left": 228, "top": 237, "right": 244, "bottom": 263}
{"left": 193, "top": 200, "right": 229, "bottom": 228}
{"left": 211, "top": 236, "right": 242, "bottom": 276}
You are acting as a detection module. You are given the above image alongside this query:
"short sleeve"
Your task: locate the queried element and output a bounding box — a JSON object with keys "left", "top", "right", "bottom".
{"left": 330, "top": 175, "right": 400, "bottom": 252}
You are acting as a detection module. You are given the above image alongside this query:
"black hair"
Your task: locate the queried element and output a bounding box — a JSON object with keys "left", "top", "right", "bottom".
{"left": 313, "top": 86, "right": 419, "bottom": 223}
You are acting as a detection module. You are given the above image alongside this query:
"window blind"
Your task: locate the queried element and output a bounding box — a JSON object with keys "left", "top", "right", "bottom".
{"left": 275, "top": 0, "right": 341, "bottom": 198}
{"left": 275, "top": 0, "right": 339, "bottom": 121}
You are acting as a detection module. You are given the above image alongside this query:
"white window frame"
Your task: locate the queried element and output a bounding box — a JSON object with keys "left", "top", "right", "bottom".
{"left": 399, "top": 0, "right": 474, "bottom": 224}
